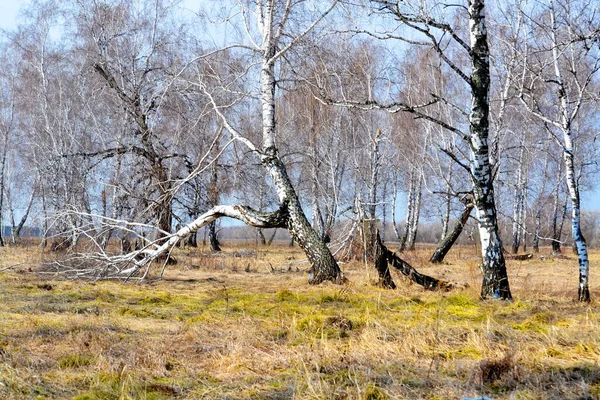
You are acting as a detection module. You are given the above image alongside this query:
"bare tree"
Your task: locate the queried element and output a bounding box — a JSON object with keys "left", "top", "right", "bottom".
{"left": 317, "top": 0, "right": 512, "bottom": 299}
{"left": 518, "top": 0, "right": 600, "bottom": 301}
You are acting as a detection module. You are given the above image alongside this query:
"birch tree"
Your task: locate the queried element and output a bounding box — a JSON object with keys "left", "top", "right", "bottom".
{"left": 83, "top": 0, "right": 347, "bottom": 283}
{"left": 202, "top": 0, "right": 344, "bottom": 283}
{"left": 518, "top": 0, "right": 600, "bottom": 301}
{"left": 318, "top": 0, "right": 512, "bottom": 299}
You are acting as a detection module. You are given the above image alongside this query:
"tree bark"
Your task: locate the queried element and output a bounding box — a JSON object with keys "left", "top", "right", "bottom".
{"left": 533, "top": 135, "right": 551, "bottom": 253}
{"left": 511, "top": 144, "right": 525, "bottom": 254}
{"left": 406, "top": 172, "right": 422, "bottom": 251}
{"left": 208, "top": 221, "right": 221, "bottom": 252}
{"left": 440, "top": 161, "right": 454, "bottom": 241}
{"left": 551, "top": 168, "right": 564, "bottom": 254}
{"left": 0, "top": 126, "right": 8, "bottom": 247}
{"left": 263, "top": 151, "right": 344, "bottom": 284}
{"left": 469, "top": 0, "right": 511, "bottom": 300}
{"left": 208, "top": 147, "right": 221, "bottom": 252}
{"left": 383, "top": 238, "right": 457, "bottom": 291}
{"left": 374, "top": 232, "right": 396, "bottom": 289}
{"left": 548, "top": 0, "right": 590, "bottom": 301}
{"left": 399, "top": 168, "right": 416, "bottom": 252}
{"left": 12, "top": 186, "right": 36, "bottom": 243}
{"left": 430, "top": 194, "right": 474, "bottom": 263}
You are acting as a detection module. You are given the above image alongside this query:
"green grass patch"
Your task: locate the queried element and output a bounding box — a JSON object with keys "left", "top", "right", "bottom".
{"left": 58, "top": 354, "right": 95, "bottom": 369}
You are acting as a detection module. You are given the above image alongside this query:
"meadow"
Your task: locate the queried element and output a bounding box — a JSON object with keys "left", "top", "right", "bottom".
{"left": 1, "top": 241, "right": 599, "bottom": 399}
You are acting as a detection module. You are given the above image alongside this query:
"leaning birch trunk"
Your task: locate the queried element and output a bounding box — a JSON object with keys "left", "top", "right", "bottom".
{"left": 12, "top": 186, "right": 36, "bottom": 243}
{"left": 263, "top": 152, "right": 344, "bottom": 284}
{"left": 469, "top": 0, "right": 511, "bottom": 300}
{"left": 430, "top": 195, "right": 474, "bottom": 264}
{"left": 255, "top": 16, "right": 343, "bottom": 283}
{"left": 379, "top": 234, "right": 459, "bottom": 291}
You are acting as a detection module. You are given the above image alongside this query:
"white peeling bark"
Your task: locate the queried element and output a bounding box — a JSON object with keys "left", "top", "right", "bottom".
{"left": 469, "top": 0, "right": 511, "bottom": 299}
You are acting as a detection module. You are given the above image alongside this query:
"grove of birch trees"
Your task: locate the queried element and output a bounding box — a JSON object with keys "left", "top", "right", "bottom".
{"left": 0, "top": 0, "right": 598, "bottom": 300}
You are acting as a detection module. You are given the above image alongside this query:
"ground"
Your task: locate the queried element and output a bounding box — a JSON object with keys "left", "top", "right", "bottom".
{"left": 1, "top": 241, "right": 599, "bottom": 399}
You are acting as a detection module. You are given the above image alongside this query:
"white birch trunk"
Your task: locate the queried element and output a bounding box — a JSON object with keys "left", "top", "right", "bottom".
{"left": 407, "top": 172, "right": 422, "bottom": 251}
{"left": 256, "top": 1, "right": 343, "bottom": 284}
{"left": 399, "top": 168, "right": 415, "bottom": 252}
{"left": 469, "top": 0, "right": 511, "bottom": 299}
{"left": 511, "top": 144, "right": 525, "bottom": 253}
{"left": 549, "top": 0, "right": 590, "bottom": 301}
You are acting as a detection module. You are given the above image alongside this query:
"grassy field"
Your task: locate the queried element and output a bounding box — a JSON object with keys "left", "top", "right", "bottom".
{"left": 1, "top": 242, "right": 600, "bottom": 399}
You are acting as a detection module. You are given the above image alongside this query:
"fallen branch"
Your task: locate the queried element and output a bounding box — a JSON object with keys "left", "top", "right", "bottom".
{"left": 48, "top": 204, "right": 289, "bottom": 279}
{"left": 505, "top": 253, "right": 533, "bottom": 261}
{"left": 0, "top": 262, "right": 25, "bottom": 272}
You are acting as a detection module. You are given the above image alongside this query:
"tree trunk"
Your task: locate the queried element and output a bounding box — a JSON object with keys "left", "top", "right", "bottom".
{"left": 564, "top": 145, "right": 589, "bottom": 301}
{"left": 208, "top": 221, "right": 221, "bottom": 252}
{"left": 440, "top": 161, "right": 453, "bottom": 241}
{"left": 257, "top": 33, "right": 343, "bottom": 284}
{"left": 520, "top": 169, "right": 528, "bottom": 252}
{"left": 208, "top": 147, "right": 221, "bottom": 252}
{"left": 399, "top": 168, "right": 416, "bottom": 252}
{"left": 407, "top": 172, "right": 422, "bottom": 251}
{"left": 263, "top": 151, "right": 344, "bottom": 284}
{"left": 551, "top": 169, "right": 564, "bottom": 253}
{"left": 533, "top": 136, "right": 551, "bottom": 253}
{"left": 185, "top": 231, "right": 197, "bottom": 247}
{"left": 469, "top": 0, "right": 511, "bottom": 300}
{"left": 39, "top": 184, "right": 48, "bottom": 249}
{"left": 548, "top": 0, "right": 590, "bottom": 301}
{"left": 384, "top": 239, "right": 457, "bottom": 291}
{"left": 392, "top": 171, "right": 402, "bottom": 241}
{"left": 12, "top": 186, "right": 36, "bottom": 243}
{"left": 430, "top": 195, "right": 474, "bottom": 263}
{"left": 511, "top": 144, "right": 525, "bottom": 254}
{"left": 0, "top": 127, "right": 7, "bottom": 247}
{"left": 374, "top": 232, "right": 396, "bottom": 289}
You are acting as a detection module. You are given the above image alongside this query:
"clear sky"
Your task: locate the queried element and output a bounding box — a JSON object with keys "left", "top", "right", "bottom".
{"left": 0, "top": 0, "right": 27, "bottom": 31}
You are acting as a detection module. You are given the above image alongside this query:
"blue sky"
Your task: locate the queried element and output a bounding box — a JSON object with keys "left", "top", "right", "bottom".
{"left": 0, "top": 0, "right": 26, "bottom": 31}
{"left": 1, "top": 0, "right": 598, "bottom": 213}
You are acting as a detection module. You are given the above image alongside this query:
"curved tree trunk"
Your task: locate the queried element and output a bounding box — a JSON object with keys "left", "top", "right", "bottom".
{"left": 430, "top": 195, "right": 474, "bottom": 264}
{"left": 263, "top": 152, "right": 344, "bottom": 284}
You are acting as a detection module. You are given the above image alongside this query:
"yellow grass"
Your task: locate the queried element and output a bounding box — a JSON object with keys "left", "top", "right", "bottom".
{"left": 1, "top": 242, "right": 599, "bottom": 399}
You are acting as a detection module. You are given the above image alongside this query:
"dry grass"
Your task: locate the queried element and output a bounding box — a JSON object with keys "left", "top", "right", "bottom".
{"left": 1, "top": 242, "right": 600, "bottom": 399}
